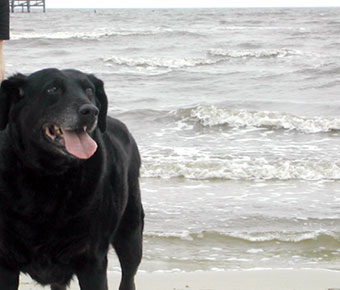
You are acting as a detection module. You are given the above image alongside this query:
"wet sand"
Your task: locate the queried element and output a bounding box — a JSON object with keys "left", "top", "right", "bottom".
{"left": 19, "top": 269, "right": 340, "bottom": 290}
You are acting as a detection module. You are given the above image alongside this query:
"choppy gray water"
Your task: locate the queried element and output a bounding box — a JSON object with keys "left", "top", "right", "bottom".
{"left": 5, "top": 8, "right": 340, "bottom": 272}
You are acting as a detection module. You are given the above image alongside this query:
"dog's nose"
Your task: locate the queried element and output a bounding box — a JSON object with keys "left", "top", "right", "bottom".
{"left": 79, "top": 104, "right": 99, "bottom": 117}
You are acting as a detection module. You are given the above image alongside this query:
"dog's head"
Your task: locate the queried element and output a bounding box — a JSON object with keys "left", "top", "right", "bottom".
{"left": 0, "top": 68, "right": 108, "bottom": 165}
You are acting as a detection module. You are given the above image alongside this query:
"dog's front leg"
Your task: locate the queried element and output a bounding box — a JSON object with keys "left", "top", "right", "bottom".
{"left": 76, "top": 257, "right": 108, "bottom": 290}
{"left": 0, "top": 264, "right": 19, "bottom": 290}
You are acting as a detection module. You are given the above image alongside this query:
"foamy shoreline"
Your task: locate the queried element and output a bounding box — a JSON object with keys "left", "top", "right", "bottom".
{"left": 19, "top": 269, "right": 340, "bottom": 290}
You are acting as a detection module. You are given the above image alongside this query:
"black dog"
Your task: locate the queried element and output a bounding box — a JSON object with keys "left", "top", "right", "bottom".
{"left": 0, "top": 68, "right": 144, "bottom": 290}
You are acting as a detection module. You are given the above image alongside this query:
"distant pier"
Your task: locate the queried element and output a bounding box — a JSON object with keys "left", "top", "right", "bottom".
{"left": 10, "top": 0, "right": 46, "bottom": 13}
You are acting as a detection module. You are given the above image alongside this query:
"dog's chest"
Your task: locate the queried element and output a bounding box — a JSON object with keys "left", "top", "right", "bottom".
{"left": 18, "top": 214, "right": 94, "bottom": 284}
{"left": 3, "top": 183, "right": 98, "bottom": 261}
{"left": 9, "top": 170, "right": 92, "bottom": 219}
{"left": 22, "top": 242, "right": 89, "bottom": 285}
{"left": 23, "top": 254, "right": 75, "bottom": 285}
{"left": 13, "top": 209, "right": 93, "bottom": 257}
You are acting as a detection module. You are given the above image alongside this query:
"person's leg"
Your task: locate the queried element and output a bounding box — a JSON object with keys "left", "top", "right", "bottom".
{"left": 0, "top": 40, "right": 5, "bottom": 81}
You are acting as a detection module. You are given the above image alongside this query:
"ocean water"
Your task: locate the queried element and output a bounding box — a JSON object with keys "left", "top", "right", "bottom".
{"left": 5, "top": 8, "right": 340, "bottom": 272}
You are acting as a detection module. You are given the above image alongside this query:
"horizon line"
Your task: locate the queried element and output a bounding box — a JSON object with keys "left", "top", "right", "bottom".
{"left": 46, "top": 5, "right": 340, "bottom": 9}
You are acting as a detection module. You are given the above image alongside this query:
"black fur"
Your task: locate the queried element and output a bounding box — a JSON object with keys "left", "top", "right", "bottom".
{"left": 0, "top": 68, "right": 144, "bottom": 290}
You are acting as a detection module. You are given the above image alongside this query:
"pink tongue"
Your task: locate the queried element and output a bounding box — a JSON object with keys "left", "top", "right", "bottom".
{"left": 62, "top": 129, "right": 98, "bottom": 159}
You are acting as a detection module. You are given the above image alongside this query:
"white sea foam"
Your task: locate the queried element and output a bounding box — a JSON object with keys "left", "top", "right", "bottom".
{"left": 104, "top": 56, "right": 216, "bottom": 69}
{"left": 10, "top": 27, "right": 204, "bottom": 41}
{"left": 226, "top": 230, "right": 340, "bottom": 243}
{"left": 247, "top": 248, "right": 264, "bottom": 254}
{"left": 11, "top": 30, "right": 156, "bottom": 40}
{"left": 188, "top": 105, "right": 340, "bottom": 133}
{"left": 208, "top": 48, "right": 304, "bottom": 58}
{"left": 141, "top": 154, "right": 340, "bottom": 180}
{"left": 145, "top": 230, "right": 340, "bottom": 243}
{"left": 103, "top": 47, "right": 305, "bottom": 71}
{"left": 220, "top": 26, "right": 296, "bottom": 31}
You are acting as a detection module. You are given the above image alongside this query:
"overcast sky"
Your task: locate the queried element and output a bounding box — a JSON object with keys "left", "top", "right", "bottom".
{"left": 47, "top": 0, "right": 340, "bottom": 9}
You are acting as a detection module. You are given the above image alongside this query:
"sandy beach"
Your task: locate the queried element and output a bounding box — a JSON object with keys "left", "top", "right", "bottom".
{"left": 19, "top": 269, "right": 340, "bottom": 290}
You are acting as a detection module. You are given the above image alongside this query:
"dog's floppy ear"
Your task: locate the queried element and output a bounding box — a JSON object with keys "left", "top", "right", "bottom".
{"left": 87, "top": 74, "right": 108, "bottom": 132}
{"left": 0, "top": 73, "right": 27, "bottom": 130}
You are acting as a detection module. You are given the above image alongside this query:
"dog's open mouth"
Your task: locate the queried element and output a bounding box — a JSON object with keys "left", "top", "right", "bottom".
{"left": 44, "top": 124, "right": 98, "bottom": 159}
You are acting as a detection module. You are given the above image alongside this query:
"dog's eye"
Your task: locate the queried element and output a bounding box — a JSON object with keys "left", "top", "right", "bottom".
{"left": 47, "top": 87, "right": 59, "bottom": 95}
{"left": 85, "top": 88, "right": 94, "bottom": 96}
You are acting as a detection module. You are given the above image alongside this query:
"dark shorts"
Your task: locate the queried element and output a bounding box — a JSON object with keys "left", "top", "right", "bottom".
{"left": 0, "top": 0, "right": 9, "bottom": 40}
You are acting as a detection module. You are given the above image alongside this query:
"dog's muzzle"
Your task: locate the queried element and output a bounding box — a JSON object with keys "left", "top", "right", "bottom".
{"left": 43, "top": 104, "right": 99, "bottom": 159}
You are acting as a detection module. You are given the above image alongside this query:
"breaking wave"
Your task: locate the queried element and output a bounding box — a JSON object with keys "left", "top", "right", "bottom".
{"left": 102, "top": 48, "right": 306, "bottom": 71}
{"left": 184, "top": 105, "right": 340, "bottom": 133}
{"left": 104, "top": 56, "right": 216, "bottom": 69}
{"left": 11, "top": 28, "right": 203, "bottom": 41}
{"left": 141, "top": 155, "right": 340, "bottom": 180}
{"left": 11, "top": 30, "right": 158, "bottom": 40}
{"left": 145, "top": 229, "right": 340, "bottom": 244}
{"left": 208, "top": 48, "right": 304, "bottom": 58}
{"left": 138, "top": 105, "right": 340, "bottom": 180}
